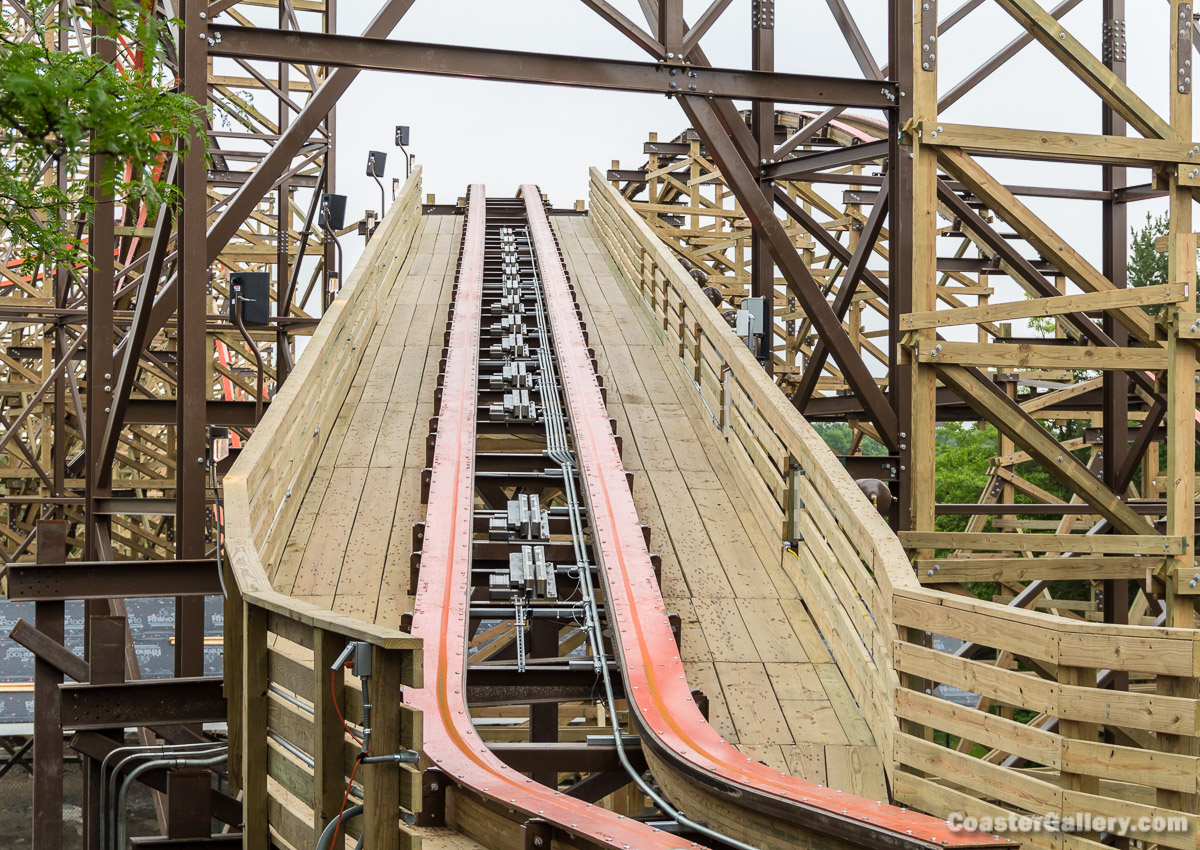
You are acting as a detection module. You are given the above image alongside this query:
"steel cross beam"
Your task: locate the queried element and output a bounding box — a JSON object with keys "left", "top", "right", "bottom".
{"left": 207, "top": 26, "right": 899, "bottom": 109}
{"left": 680, "top": 96, "right": 900, "bottom": 448}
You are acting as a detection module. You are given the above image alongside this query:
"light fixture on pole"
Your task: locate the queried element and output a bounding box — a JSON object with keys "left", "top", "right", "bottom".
{"left": 394, "top": 125, "right": 411, "bottom": 179}
{"left": 318, "top": 192, "right": 347, "bottom": 308}
{"left": 366, "top": 150, "right": 387, "bottom": 219}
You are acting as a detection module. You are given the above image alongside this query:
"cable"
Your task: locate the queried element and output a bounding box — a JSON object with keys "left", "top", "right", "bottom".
{"left": 330, "top": 753, "right": 364, "bottom": 850}
{"left": 331, "top": 672, "right": 363, "bottom": 745}
{"left": 210, "top": 457, "right": 229, "bottom": 599}
{"left": 522, "top": 227, "right": 761, "bottom": 850}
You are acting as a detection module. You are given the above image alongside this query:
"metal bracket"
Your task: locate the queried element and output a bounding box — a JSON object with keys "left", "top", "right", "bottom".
{"left": 752, "top": 0, "right": 774, "bottom": 30}
{"left": 1179, "top": 3, "right": 1193, "bottom": 94}
{"left": 920, "top": 0, "right": 937, "bottom": 72}
{"left": 1101, "top": 18, "right": 1126, "bottom": 65}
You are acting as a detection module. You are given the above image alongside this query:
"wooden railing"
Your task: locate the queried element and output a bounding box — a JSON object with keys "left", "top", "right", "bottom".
{"left": 590, "top": 167, "right": 1199, "bottom": 850}
{"left": 223, "top": 169, "right": 425, "bottom": 850}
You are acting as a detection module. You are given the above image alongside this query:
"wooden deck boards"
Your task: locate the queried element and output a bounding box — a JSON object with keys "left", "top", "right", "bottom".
{"left": 273, "top": 211, "right": 886, "bottom": 819}
{"left": 555, "top": 215, "right": 886, "bottom": 799}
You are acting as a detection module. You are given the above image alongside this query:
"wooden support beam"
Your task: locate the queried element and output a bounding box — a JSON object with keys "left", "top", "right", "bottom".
{"left": 902, "top": 282, "right": 1189, "bottom": 330}
{"left": 913, "top": 556, "right": 1158, "bottom": 584}
{"left": 913, "top": 340, "right": 1168, "bottom": 371}
{"left": 922, "top": 123, "right": 1197, "bottom": 165}
{"left": 937, "top": 147, "right": 1157, "bottom": 343}
{"left": 992, "top": 0, "right": 1178, "bottom": 140}
{"left": 899, "top": 531, "right": 1182, "bottom": 555}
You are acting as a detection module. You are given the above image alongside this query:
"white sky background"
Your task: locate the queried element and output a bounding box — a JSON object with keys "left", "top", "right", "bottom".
{"left": 244, "top": 0, "right": 1189, "bottom": 329}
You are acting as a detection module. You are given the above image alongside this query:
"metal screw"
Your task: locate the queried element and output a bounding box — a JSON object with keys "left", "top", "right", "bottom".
{"left": 197, "top": 457, "right": 205, "bottom": 464}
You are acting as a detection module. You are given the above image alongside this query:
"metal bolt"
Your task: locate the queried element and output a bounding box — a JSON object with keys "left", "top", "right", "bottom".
{"left": 1059, "top": 32, "right": 1066, "bottom": 39}
{"left": 199, "top": 10, "right": 206, "bottom": 18}
{"left": 197, "top": 457, "right": 205, "bottom": 464}
{"left": 104, "top": 373, "right": 111, "bottom": 380}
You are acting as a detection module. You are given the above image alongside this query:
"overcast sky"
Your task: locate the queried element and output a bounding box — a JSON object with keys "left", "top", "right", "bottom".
{"left": 227, "top": 1, "right": 1187, "bottom": 323}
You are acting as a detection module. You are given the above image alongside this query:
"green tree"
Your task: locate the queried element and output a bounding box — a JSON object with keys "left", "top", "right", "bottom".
{"left": 1128, "top": 212, "right": 1169, "bottom": 304}
{"left": 934, "top": 422, "right": 996, "bottom": 534}
{"left": 1030, "top": 211, "right": 1169, "bottom": 336}
{"left": 810, "top": 422, "right": 887, "bottom": 457}
{"left": 0, "top": 0, "right": 204, "bottom": 274}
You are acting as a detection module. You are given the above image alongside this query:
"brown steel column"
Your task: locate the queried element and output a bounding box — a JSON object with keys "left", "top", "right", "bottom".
{"left": 890, "top": 0, "right": 915, "bottom": 528}
{"left": 83, "top": 615, "right": 127, "bottom": 850}
{"left": 275, "top": 1, "right": 291, "bottom": 387}
{"left": 751, "top": 0, "right": 775, "bottom": 374}
{"left": 31, "top": 520, "right": 67, "bottom": 850}
{"left": 1099, "top": 0, "right": 1129, "bottom": 679}
{"left": 175, "top": 0, "right": 208, "bottom": 680}
{"left": 529, "top": 619, "right": 558, "bottom": 788}
{"left": 84, "top": 3, "right": 116, "bottom": 564}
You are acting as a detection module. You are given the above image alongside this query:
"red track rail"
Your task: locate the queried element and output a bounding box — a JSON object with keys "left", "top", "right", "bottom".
{"left": 408, "top": 183, "right": 1009, "bottom": 850}
{"left": 407, "top": 185, "right": 691, "bottom": 850}
{"left": 522, "top": 186, "right": 1008, "bottom": 850}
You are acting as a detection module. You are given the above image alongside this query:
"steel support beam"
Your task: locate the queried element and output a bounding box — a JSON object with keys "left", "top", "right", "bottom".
{"left": 680, "top": 96, "right": 899, "bottom": 447}
{"left": 5, "top": 559, "right": 221, "bottom": 601}
{"left": 61, "top": 677, "right": 227, "bottom": 730}
{"left": 207, "top": 26, "right": 898, "bottom": 109}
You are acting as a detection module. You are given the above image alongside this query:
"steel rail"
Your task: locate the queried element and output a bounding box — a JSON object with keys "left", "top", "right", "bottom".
{"left": 405, "top": 185, "right": 686, "bottom": 850}
{"left": 521, "top": 186, "right": 1011, "bottom": 850}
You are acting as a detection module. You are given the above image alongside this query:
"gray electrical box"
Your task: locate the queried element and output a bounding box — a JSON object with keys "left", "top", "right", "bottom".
{"left": 742, "top": 296, "right": 766, "bottom": 335}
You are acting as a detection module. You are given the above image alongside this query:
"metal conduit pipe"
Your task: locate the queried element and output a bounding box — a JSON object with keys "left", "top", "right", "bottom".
{"left": 115, "top": 751, "right": 229, "bottom": 850}
{"left": 101, "top": 741, "right": 228, "bottom": 850}
{"left": 315, "top": 804, "right": 365, "bottom": 850}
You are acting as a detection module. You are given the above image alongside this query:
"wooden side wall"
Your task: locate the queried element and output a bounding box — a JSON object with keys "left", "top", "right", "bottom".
{"left": 589, "top": 168, "right": 1200, "bottom": 850}
{"left": 222, "top": 170, "right": 426, "bottom": 850}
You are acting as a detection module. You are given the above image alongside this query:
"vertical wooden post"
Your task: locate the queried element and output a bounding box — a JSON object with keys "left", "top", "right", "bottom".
{"left": 908, "top": 0, "right": 939, "bottom": 549}
{"left": 364, "top": 647, "right": 402, "bottom": 850}
{"left": 1160, "top": 0, "right": 1198, "bottom": 816}
{"left": 222, "top": 562, "right": 244, "bottom": 790}
{"left": 242, "top": 603, "right": 269, "bottom": 850}
{"left": 1057, "top": 664, "right": 1099, "bottom": 834}
{"left": 313, "top": 629, "right": 346, "bottom": 837}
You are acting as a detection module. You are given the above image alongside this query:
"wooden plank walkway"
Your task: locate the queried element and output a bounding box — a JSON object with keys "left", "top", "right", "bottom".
{"left": 555, "top": 215, "right": 886, "bottom": 800}
{"left": 274, "top": 211, "right": 887, "bottom": 839}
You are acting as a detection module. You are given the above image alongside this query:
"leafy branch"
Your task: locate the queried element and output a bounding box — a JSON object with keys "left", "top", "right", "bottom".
{"left": 0, "top": 0, "right": 205, "bottom": 275}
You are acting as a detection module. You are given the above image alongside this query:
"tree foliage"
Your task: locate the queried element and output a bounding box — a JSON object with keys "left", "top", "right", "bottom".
{"left": 0, "top": 0, "right": 204, "bottom": 273}
{"left": 1128, "top": 211, "right": 1169, "bottom": 298}
{"left": 810, "top": 422, "right": 888, "bottom": 457}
